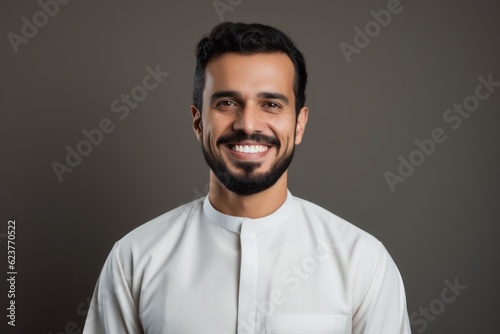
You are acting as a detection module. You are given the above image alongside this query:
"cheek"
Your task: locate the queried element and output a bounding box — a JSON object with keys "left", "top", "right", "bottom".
{"left": 202, "top": 125, "right": 221, "bottom": 153}
{"left": 274, "top": 119, "right": 296, "bottom": 142}
{"left": 205, "top": 115, "right": 232, "bottom": 142}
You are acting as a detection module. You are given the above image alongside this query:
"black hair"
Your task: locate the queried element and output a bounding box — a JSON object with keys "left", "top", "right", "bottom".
{"left": 193, "top": 22, "right": 307, "bottom": 116}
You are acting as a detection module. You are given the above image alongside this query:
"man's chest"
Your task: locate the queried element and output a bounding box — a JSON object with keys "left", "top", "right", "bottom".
{"left": 136, "top": 236, "right": 353, "bottom": 334}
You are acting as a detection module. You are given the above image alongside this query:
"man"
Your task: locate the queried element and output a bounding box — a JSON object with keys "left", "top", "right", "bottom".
{"left": 83, "top": 22, "right": 411, "bottom": 333}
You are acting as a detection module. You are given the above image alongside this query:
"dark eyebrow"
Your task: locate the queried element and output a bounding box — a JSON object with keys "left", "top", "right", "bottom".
{"left": 210, "top": 90, "right": 290, "bottom": 106}
{"left": 210, "top": 90, "right": 242, "bottom": 104}
{"left": 257, "top": 92, "right": 289, "bottom": 105}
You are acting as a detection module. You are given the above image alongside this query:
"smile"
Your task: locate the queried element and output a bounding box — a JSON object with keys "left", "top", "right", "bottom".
{"left": 230, "top": 145, "right": 269, "bottom": 153}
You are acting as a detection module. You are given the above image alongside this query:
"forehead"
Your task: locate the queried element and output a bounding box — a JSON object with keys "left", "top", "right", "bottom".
{"left": 204, "top": 52, "right": 295, "bottom": 96}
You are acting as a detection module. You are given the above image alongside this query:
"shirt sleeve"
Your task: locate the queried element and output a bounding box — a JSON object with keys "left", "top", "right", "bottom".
{"left": 352, "top": 241, "right": 411, "bottom": 334}
{"left": 82, "top": 242, "right": 144, "bottom": 334}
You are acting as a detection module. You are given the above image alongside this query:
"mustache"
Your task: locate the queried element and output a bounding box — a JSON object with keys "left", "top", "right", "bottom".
{"left": 217, "top": 131, "right": 280, "bottom": 148}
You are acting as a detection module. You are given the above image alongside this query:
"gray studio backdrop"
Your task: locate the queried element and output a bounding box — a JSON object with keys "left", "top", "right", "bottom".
{"left": 1, "top": 0, "right": 499, "bottom": 333}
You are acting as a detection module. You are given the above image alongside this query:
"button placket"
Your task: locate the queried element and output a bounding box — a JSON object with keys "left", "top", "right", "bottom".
{"left": 237, "top": 221, "right": 259, "bottom": 334}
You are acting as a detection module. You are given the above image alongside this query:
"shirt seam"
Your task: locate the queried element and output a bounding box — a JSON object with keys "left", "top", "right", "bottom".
{"left": 352, "top": 240, "right": 383, "bottom": 318}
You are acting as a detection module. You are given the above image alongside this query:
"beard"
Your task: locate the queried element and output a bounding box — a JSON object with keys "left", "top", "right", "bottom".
{"left": 201, "top": 131, "right": 295, "bottom": 196}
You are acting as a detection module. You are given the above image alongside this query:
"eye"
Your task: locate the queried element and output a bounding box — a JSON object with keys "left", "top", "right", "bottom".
{"left": 263, "top": 101, "right": 282, "bottom": 109}
{"left": 215, "top": 100, "right": 238, "bottom": 111}
{"left": 217, "top": 100, "right": 237, "bottom": 107}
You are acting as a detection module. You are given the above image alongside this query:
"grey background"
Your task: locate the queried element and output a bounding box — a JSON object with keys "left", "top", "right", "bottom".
{"left": 1, "top": 0, "right": 499, "bottom": 333}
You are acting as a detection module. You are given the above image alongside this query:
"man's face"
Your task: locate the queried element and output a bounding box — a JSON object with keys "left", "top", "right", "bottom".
{"left": 192, "top": 52, "right": 308, "bottom": 196}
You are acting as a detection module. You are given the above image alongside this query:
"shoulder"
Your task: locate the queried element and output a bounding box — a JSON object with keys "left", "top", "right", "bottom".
{"left": 113, "top": 197, "right": 205, "bottom": 259}
{"left": 292, "top": 195, "right": 382, "bottom": 254}
{"left": 293, "top": 196, "right": 402, "bottom": 306}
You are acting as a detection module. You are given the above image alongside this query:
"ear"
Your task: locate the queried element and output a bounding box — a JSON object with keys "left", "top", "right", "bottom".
{"left": 191, "top": 105, "right": 202, "bottom": 142}
{"left": 294, "top": 106, "right": 309, "bottom": 145}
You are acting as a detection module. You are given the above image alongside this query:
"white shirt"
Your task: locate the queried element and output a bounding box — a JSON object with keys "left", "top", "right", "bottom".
{"left": 83, "top": 190, "right": 411, "bottom": 334}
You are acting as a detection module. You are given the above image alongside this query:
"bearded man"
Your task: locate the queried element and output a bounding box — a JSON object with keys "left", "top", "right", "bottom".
{"left": 83, "top": 22, "right": 411, "bottom": 334}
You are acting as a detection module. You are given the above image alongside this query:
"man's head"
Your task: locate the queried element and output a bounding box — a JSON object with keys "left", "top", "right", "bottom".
{"left": 193, "top": 22, "right": 308, "bottom": 116}
{"left": 191, "top": 22, "right": 308, "bottom": 196}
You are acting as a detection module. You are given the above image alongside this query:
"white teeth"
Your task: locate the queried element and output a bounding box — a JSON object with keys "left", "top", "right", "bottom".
{"left": 231, "top": 145, "right": 269, "bottom": 153}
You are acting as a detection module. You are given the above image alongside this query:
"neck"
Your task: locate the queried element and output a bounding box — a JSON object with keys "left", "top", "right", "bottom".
{"left": 208, "top": 171, "right": 288, "bottom": 218}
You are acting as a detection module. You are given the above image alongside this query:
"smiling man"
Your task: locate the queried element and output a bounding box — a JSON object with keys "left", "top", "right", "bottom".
{"left": 195, "top": 50, "right": 305, "bottom": 214}
{"left": 83, "top": 22, "right": 411, "bottom": 334}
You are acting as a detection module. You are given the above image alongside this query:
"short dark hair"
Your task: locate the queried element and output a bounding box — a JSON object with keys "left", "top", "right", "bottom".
{"left": 193, "top": 22, "right": 307, "bottom": 116}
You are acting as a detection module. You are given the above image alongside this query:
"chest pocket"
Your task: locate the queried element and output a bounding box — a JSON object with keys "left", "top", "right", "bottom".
{"left": 265, "top": 313, "right": 349, "bottom": 334}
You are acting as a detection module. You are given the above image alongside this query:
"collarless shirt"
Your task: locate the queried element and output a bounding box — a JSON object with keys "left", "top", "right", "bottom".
{"left": 83, "top": 190, "right": 411, "bottom": 334}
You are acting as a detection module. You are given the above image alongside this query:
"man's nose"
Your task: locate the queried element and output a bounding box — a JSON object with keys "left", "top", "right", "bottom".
{"left": 232, "top": 104, "right": 264, "bottom": 134}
